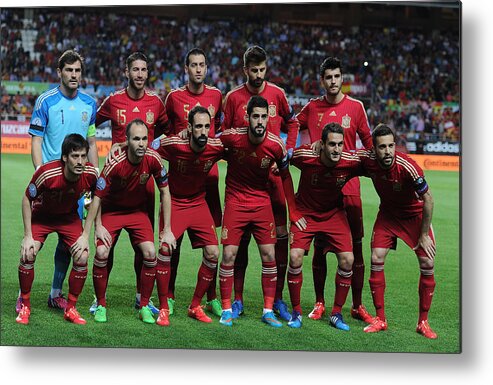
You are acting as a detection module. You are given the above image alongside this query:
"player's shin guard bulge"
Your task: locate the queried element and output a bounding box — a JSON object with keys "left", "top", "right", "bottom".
{"left": 93, "top": 256, "right": 109, "bottom": 307}
{"left": 219, "top": 263, "right": 234, "bottom": 311}
{"left": 332, "top": 267, "right": 352, "bottom": 315}
{"left": 191, "top": 256, "right": 217, "bottom": 309}
{"left": 156, "top": 248, "right": 171, "bottom": 311}
{"left": 18, "top": 262, "right": 35, "bottom": 309}
{"left": 287, "top": 264, "right": 303, "bottom": 315}
{"left": 261, "top": 260, "right": 277, "bottom": 310}
{"left": 369, "top": 262, "right": 386, "bottom": 321}
{"left": 140, "top": 257, "right": 157, "bottom": 308}
{"left": 66, "top": 263, "right": 88, "bottom": 311}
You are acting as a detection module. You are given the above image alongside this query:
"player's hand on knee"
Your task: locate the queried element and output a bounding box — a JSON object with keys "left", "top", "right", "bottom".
{"left": 160, "top": 230, "right": 176, "bottom": 251}
{"left": 415, "top": 234, "right": 436, "bottom": 260}
{"left": 20, "top": 236, "right": 36, "bottom": 262}
{"left": 95, "top": 225, "right": 112, "bottom": 249}
{"left": 70, "top": 235, "right": 89, "bottom": 260}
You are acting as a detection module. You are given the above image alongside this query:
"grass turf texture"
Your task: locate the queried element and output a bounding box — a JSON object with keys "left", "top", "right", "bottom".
{"left": 1, "top": 153, "right": 460, "bottom": 352}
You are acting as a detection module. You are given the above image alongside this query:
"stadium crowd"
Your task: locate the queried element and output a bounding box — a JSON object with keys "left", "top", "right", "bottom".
{"left": 1, "top": 7, "right": 460, "bottom": 141}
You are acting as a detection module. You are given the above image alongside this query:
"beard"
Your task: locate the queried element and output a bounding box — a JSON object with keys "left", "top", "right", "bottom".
{"left": 192, "top": 134, "right": 208, "bottom": 148}
{"left": 250, "top": 124, "right": 266, "bottom": 138}
{"left": 248, "top": 77, "right": 264, "bottom": 89}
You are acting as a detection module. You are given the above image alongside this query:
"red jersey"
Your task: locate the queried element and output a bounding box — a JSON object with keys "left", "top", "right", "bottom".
{"left": 220, "top": 127, "right": 287, "bottom": 207}
{"left": 96, "top": 88, "right": 168, "bottom": 144}
{"left": 222, "top": 81, "right": 299, "bottom": 150}
{"left": 357, "top": 150, "right": 428, "bottom": 218}
{"left": 164, "top": 84, "right": 223, "bottom": 136}
{"left": 297, "top": 94, "right": 372, "bottom": 196}
{"left": 153, "top": 135, "right": 224, "bottom": 205}
{"left": 291, "top": 145, "right": 362, "bottom": 221}
{"left": 26, "top": 160, "right": 98, "bottom": 216}
{"left": 96, "top": 148, "right": 168, "bottom": 212}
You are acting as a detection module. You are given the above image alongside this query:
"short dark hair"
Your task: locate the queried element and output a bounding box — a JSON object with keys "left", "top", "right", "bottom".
{"left": 188, "top": 105, "right": 211, "bottom": 126}
{"left": 321, "top": 122, "right": 344, "bottom": 143}
{"left": 319, "top": 57, "right": 342, "bottom": 77}
{"left": 372, "top": 123, "right": 396, "bottom": 146}
{"left": 243, "top": 45, "right": 267, "bottom": 67}
{"left": 126, "top": 118, "right": 148, "bottom": 138}
{"left": 185, "top": 48, "right": 207, "bottom": 66}
{"left": 61, "top": 133, "right": 89, "bottom": 161}
{"left": 58, "top": 50, "right": 84, "bottom": 72}
{"left": 246, "top": 95, "right": 269, "bottom": 116}
{"left": 126, "top": 52, "right": 148, "bottom": 70}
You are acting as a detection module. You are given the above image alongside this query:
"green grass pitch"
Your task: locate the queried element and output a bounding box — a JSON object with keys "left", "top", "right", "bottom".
{"left": 0, "top": 153, "right": 460, "bottom": 352}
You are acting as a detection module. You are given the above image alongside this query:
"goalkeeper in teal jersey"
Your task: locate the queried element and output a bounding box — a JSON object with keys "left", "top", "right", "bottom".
{"left": 15, "top": 50, "right": 99, "bottom": 313}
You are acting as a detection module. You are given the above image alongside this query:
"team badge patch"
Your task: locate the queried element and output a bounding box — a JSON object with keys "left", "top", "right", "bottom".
{"left": 221, "top": 227, "right": 228, "bottom": 240}
{"left": 268, "top": 104, "right": 277, "bottom": 117}
{"left": 81, "top": 111, "right": 88, "bottom": 123}
{"left": 96, "top": 177, "right": 106, "bottom": 191}
{"left": 208, "top": 105, "right": 215, "bottom": 117}
{"left": 203, "top": 160, "right": 213, "bottom": 172}
{"left": 341, "top": 114, "right": 351, "bottom": 128}
{"left": 151, "top": 138, "right": 160, "bottom": 150}
{"left": 140, "top": 173, "right": 150, "bottom": 184}
{"left": 28, "top": 183, "right": 37, "bottom": 198}
{"left": 260, "top": 157, "right": 271, "bottom": 169}
{"left": 146, "top": 111, "right": 155, "bottom": 125}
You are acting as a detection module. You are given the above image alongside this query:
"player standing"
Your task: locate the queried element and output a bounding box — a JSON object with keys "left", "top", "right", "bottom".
{"left": 218, "top": 95, "right": 304, "bottom": 328}
{"left": 287, "top": 123, "right": 362, "bottom": 330}
{"left": 358, "top": 124, "right": 437, "bottom": 339}
{"left": 297, "top": 57, "right": 373, "bottom": 323}
{"left": 221, "top": 45, "right": 299, "bottom": 321}
{"left": 94, "top": 51, "right": 168, "bottom": 314}
{"left": 16, "top": 134, "right": 98, "bottom": 325}
{"left": 24, "top": 49, "right": 98, "bottom": 313}
{"left": 152, "top": 106, "right": 224, "bottom": 326}
{"left": 163, "top": 48, "right": 223, "bottom": 316}
{"left": 85, "top": 119, "right": 175, "bottom": 324}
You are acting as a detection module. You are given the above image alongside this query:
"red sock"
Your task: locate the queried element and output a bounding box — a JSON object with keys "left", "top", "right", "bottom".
{"left": 369, "top": 263, "right": 386, "bottom": 320}
{"left": 18, "top": 263, "right": 34, "bottom": 308}
{"left": 168, "top": 235, "right": 183, "bottom": 299}
{"left": 139, "top": 258, "right": 156, "bottom": 308}
{"left": 351, "top": 241, "right": 365, "bottom": 308}
{"left": 233, "top": 235, "right": 250, "bottom": 301}
{"left": 156, "top": 252, "right": 171, "bottom": 310}
{"left": 206, "top": 262, "right": 218, "bottom": 302}
{"left": 275, "top": 234, "right": 288, "bottom": 301}
{"left": 93, "top": 258, "right": 108, "bottom": 307}
{"left": 312, "top": 246, "right": 327, "bottom": 303}
{"left": 418, "top": 268, "right": 436, "bottom": 323}
{"left": 219, "top": 263, "right": 234, "bottom": 309}
{"left": 332, "top": 267, "right": 352, "bottom": 315}
{"left": 191, "top": 257, "right": 217, "bottom": 308}
{"left": 287, "top": 264, "right": 303, "bottom": 314}
{"left": 133, "top": 246, "right": 143, "bottom": 294}
{"left": 262, "top": 260, "right": 277, "bottom": 310}
{"left": 67, "top": 265, "right": 87, "bottom": 310}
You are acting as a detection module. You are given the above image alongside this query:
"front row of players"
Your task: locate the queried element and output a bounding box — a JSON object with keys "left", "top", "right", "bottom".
{"left": 16, "top": 96, "right": 437, "bottom": 339}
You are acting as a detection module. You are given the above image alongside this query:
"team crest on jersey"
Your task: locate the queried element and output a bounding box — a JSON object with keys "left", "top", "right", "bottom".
{"left": 268, "top": 104, "right": 277, "bottom": 118}
{"left": 392, "top": 182, "right": 402, "bottom": 191}
{"left": 221, "top": 227, "right": 228, "bottom": 240}
{"left": 203, "top": 160, "right": 213, "bottom": 173}
{"left": 260, "top": 157, "right": 271, "bottom": 168}
{"left": 146, "top": 111, "right": 155, "bottom": 125}
{"left": 341, "top": 114, "right": 351, "bottom": 129}
{"left": 208, "top": 105, "right": 215, "bottom": 117}
{"left": 336, "top": 177, "right": 347, "bottom": 188}
{"left": 28, "top": 183, "right": 37, "bottom": 198}
{"left": 81, "top": 111, "right": 88, "bottom": 123}
{"left": 140, "top": 173, "right": 150, "bottom": 184}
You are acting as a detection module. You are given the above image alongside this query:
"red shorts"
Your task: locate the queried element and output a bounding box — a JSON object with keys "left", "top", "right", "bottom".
{"left": 290, "top": 209, "right": 353, "bottom": 254}
{"left": 343, "top": 194, "right": 364, "bottom": 239}
{"left": 98, "top": 209, "right": 154, "bottom": 247}
{"left": 205, "top": 163, "right": 222, "bottom": 227}
{"left": 371, "top": 210, "right": 436, "bottom": 257}
{"left": 221, "top": 204, "right": 276, "bottom": 246}
{"left": 268, "top": 171, "right": 287, "bottom": 227}
{"left": 31, "top": 214, "right": 82, "bottom": 249}
{"left": 159, "top": 201, "right": 218, "bottom": 248}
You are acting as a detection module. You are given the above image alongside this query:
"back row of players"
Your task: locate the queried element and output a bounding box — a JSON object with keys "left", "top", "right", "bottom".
{"left": 17, "top": 46, "right": 437, "bottom": 339}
